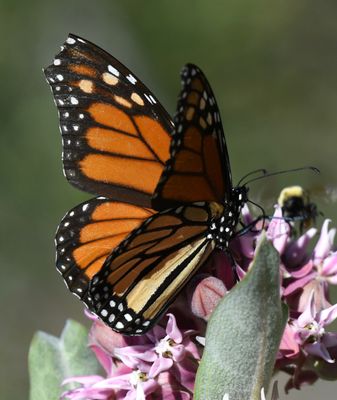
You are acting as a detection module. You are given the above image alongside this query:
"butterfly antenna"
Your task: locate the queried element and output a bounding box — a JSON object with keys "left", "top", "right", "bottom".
{"left": 247, "top": 199, "right": 266, "bottom": 230}
{"left": 243, "top": 166, "right": 319, "bottom": 186}
{"left": 237, "top": 168, "right": 268, "bottom": 186}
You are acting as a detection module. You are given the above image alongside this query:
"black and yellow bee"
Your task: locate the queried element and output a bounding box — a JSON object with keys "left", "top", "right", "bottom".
{"left": 278, "top": 186, "right": 319, "bottom": 232}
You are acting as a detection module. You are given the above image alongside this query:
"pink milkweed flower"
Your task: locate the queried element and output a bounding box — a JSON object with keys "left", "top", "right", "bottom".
{"left": 61, "top": 313, "right": 199, "bottom": 399}
{"left": 283, "top": 220, "right": 337, "bottom": 312}
{"left": 147, "top": 314, "right": 200, "bottom": 392}
{"left": 292, "top": 290, "right": 337, "bottom": 363}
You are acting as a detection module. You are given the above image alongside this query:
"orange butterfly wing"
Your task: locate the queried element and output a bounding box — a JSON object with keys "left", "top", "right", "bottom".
{"left": 56, "top": 197, "right": 155, "bottom": 305}
{"left": 89, "top": 202, "right": 214, "bottom": 334}
{"left": 152, "top": 64, "right": 232, "bottom": 210}
{"left": 44, "top": 34, "right": 173, "bottom": 207}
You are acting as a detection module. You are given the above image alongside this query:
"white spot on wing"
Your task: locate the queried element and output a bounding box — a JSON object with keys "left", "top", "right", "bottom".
{"left": 149, "top": 95, "right": 157, "bottom": 104}
{"left": 70, "top": 96, "right": 79, "bottom": 105}
{"left": 66, "top": 37, "right": 76, "bottom": 44}
{"left": 126, "top": 74, "right": 137, "bottom": 84}
{"left": 109, "top": 314, "right": 115, "bottom": 322}
{"left": 124, "top": 313, "right": 132, "bottom": 322}
{"left": 108, "top": 64, "right": 120, "bottom": 77}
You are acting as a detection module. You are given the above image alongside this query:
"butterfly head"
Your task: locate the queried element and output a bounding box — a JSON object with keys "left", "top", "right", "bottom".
{"left": 231, "top": 185, "right": 249, "bottom": 209}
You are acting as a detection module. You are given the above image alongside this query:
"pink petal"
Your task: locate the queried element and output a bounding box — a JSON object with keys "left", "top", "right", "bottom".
{"left": 84, "top": 308, "right": 99, "bottom": 321}
{"left": 284, "top": 228, "right": 317, "bottom": 267}
{"left": 166, "top": 313, "right": 183, "bottom": 343}
{"left": 149, "top": 356, "right": 173, "bottom": 377}
{"left": 294, "top": 279, "right": 331, "bottom": 313}
{"left": 297, "top": 290, "right": 316, "bottom": 327}
{"left": 183, "top": 339, "right": 201, "bottom": 360}
{"left": 62, "top": 375, "right": 104, "bottom": 386}
{"left": 282, "top": 272, "right": 316, "bottom": 297}
{"left": 90, "top": 345, "right": 114, "bottom": 375}
{"left": 146, "top": 324, "right": 165, "bottom": 343}
{"left": 236, "top": 231, "right": 256, "bottom": 258}
{"left": 113, "top": 345, "right": 156, "bottom": 370}
{"left": 170, "top": 344, "right": 186, "bottom": 362}
{"left": 304, "top": 341, "right": 335, "bottom": 363}
{"left": 313, "top": 219, "right": 334, "bottom": 262}
{"left": 267, "top": 206, "right": 290, "bottom": 254}
{"left": 156, "top": 371, "right": 192, "bottom": 399}
{"left": 142, "top": 379, "right": 159, "bottom": 396}
{"left": 62, "top": 386, "right": 113, "bottom": 399}
{"left": 317, "top": 303, "right": 337, "bottom": 325}
{"left": 172, "top": 357, "right": 198, "bottom": 391}
{"left": 236, "top": 264, "right": 246, "bottom": 280}
{"left": 327, "top": 275, "right": 337, "bottom": 284}
{"left": 322, "top": 332, "right": 337, "bottom": 348}
{"left": 89, "top": 319, "right": 130, "bottom": 354}
{"left": 278, "top": 324, "right": 300, "bottom": 358}
{"left": 322, "top": 252, "right": 337, "bottom": 276}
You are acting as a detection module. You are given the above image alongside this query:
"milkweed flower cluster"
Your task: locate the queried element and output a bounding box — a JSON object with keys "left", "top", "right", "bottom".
{"left": 197, "top": 206, "right": 337, "bottom": 391}
{"left": 62, "top": 204, "right": 337, "bottom": 399}
{"left": 62, "top": 313, "right": 199, "bottom": 399}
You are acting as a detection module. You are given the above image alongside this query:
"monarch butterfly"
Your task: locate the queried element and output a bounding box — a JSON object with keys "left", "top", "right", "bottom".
{"left": 45, "top": 34, "right": 250, "bottom": 335}
{"left": 278, "top": 186, "right": 319, "bottom": 232}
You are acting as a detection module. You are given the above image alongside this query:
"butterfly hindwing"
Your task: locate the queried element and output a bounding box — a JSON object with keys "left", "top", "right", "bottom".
{"left": 89, "top": 202, "right": 215, "bottom": 334}
{"left": 44, "top": 34, "right": 173, "bottom": 207}
{"left": 55, "top": 197, "right": 155, "bottom": 305}
{"left": 152, "top": 63, "right": 232, "bottom": 210}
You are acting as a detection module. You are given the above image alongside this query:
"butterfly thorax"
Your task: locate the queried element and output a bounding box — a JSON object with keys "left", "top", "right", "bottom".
{"left": 208, "top": 186, "right": 247, "bottom": 250}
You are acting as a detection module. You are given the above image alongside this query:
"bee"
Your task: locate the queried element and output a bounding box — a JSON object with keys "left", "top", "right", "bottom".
{"left": 278, "top": 186, "right": 319, "bottom": 232}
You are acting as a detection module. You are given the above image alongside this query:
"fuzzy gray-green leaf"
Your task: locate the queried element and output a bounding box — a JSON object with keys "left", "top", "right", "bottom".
{"left": 28, "top": 319, "right": 100, "bottom": 400}
{"left": 194, "top": 234, "right": 288, "bottom": 400}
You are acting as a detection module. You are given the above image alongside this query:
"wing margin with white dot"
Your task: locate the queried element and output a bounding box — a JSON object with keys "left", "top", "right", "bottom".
{"left": 44, "top": 34, "right": 174, "bottom": 207}
{"left": 55, "top": 196, "right": 155, "bottom": 305}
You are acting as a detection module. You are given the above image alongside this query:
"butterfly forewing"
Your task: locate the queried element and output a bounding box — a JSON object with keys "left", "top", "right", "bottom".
{"left": 55, "top": 197, "right": 155, "bottom": 305}
{"left": 89, "top": 202, "right": 214, "bottom": 334}
{"left": 152, "top": 63, "right": 232, "bottom": 210}
{"left": 44, "top": 34, "right": 173, "bottom": 207}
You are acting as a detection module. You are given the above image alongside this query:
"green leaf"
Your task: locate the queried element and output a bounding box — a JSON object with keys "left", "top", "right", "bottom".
{"left": 28, "top": 319, "right": 100, "bottom": 400}
{"left": 194, "top": 234, "right": 288, "bottom": 400}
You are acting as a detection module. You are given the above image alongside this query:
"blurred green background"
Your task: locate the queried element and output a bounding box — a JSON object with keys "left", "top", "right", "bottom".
{"left": 1, "top": 0, "right": 337, "bottom": 398}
